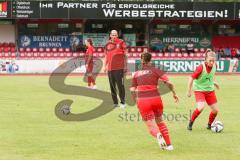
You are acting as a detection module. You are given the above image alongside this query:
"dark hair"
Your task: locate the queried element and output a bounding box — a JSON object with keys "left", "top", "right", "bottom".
{"left": 141, "top": 53, "right": 152, "bottom": 63}
{"left": 87, "top": 38, "right": 93, "bottom": 46}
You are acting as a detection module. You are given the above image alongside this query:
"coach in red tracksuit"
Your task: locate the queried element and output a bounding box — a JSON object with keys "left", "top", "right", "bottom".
{"left": 104, "top": 30, "right": 127, "bottom": 108}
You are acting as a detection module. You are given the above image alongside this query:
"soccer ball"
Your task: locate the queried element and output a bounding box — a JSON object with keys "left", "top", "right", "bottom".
{"left": 211, "top": 121, "right": 224, "bottom": 133}
{"left": 61, "top": 105, "right": 71, "bottom": 115}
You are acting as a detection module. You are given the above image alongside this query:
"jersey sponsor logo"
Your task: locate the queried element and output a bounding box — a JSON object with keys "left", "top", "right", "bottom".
{"left": 136, "top": 70, "right": 153, "bottom": 77}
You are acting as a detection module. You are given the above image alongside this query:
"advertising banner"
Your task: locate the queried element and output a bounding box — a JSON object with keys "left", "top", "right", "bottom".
{"left": 1, "top": 59, "right": 239, "bottom": 74}
{"left": 150, "top": 35, "right": 212, "bottom": 49}
{"left": 123, "top": 34, "right": 136, "bottom": 47}
{"left": 136, "top": 59, "right": 240, "bottom": 73}
{"left": 0, "top": 59, "right": 86, "bottom": 74}
{"left": 18, "top": 35, "right": 83, "bottom": 48}
{"left": 1, "top": 1, "right": 238, "bottom": 20}
{"left": 83, "top": 33, "right": 109, "bottom": 47}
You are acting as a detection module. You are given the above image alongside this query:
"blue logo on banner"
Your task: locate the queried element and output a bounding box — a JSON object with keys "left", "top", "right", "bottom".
{"left": 20, "top": 35, "right": 31, "bottom": 47}
{"left": 18, "top": 35, "right": 83, "bottom": 48}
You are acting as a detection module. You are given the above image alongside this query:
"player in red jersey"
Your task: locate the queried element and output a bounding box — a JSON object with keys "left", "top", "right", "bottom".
{"left": 85, "top": 38, "right": 97, "bottom": 89}
{"left": 130, "top": 53, "right": 179, "bottom": 150}
{"left": 187, "top": 50, "right": 220, "bottom": 130}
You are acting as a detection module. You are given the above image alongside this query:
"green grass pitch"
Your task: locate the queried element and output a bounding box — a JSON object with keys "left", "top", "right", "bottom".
{"left": 0, "top": 75, "right": 240, "bottom": 160}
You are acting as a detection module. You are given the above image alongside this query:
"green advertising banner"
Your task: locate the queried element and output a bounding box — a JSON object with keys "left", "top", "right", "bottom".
{"left": 135, "top": 59, "right": 240, "bottom": 73}
{"left": 123, "top": 34, "right": 136, "bottom": 47}
{"left": 150, "top": 35, "right": 212, "bottom": 49}
{"left": 83, "top": 33, "right": 109, "bottom": 47}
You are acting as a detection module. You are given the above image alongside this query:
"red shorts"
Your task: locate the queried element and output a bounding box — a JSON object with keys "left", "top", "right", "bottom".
{"left": 137, "top": 97, "right": 163, "bottom": 121}
{"left": 194, "top": 91, "right": 217, "bottom": 105}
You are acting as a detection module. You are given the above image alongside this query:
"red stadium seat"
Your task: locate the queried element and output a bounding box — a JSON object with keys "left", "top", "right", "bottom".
{"left": 9, "top": 52, "right": 16, "bottom": 58}
{"left": 52, "top": 52, "right": 59, "bottom": 58}
{"left": 196, "top": 53, "right": 201, "bottom": 58}
{"left": 136, "top": 47, "right": 143, "bottom": 53}
{"left": 151, "top": 53, "right": 157, "bottom": 58}
{"left": 19, "top": 52, "right": 26, "bottom": 58}
{"left": 182, "top": 53, "right": 188, "bottom": 58}
{"left": 32, "top": 48, "right": 38, "bottom": 52}
{"left": 39, "top": 52, "right": 45, "bottom": 58}
{"left": 157, "top": 53, "right": 164, "bottom": 58}
{"left": 175, "top": 48, "right": 180, "bottom": 52}
{"left": 52, "top": 48, "right": 57, "bottom": 52}
{"left": 58, "top": 48, "right": 64, "bottom": 52}
{"left": 79, "top": 53, "right": 84, "bottom": 57}
{"left": 132, "top": 53, "right": 138, "bottom": 58}
{"left": 129, "top": 47, "right": 136, "bottom": 53}
{"left": 3, "top": 52, "right": 10, "bottom": 58}
{"left": 164, "top": 52, "right": 170, "bottom": 58}
{"left": 46, "top": 52, "right": 52, "bottom": 58}
{"left": 46, "top": 48, "right": 51, "bottom": 52}
{"left": 19, "top": 48, "right": 25, "bottom": 52}
{"left": 59, "top": 52, "right": 65, "bottom": 58}
{"left": 3, "top": 47, "right": 10, "bottom": 52}
{"left": 96, "top": 47, "right": 104, "bottom": 52}
{"left": 10, "top": 47, "right": 16, "bottom": 52}
{"left": 26, "top": 48, "right": 31, "bottom": 52}
{"left": 181, "top": 48, "right": 186, "bottom": 52}
{"left": 189, "top": 53, "right": 196, "bottom": 59}
{"left": 66, "top": 52, "right": 72, "bottom": 58}
{"left": 126, "top": 53, "right": 131, "bottom": 57}
{"left": 26, "top": 52, "right": 33, "bottom": 58}
{"left": 200, "top": 48, "right": 205, "bottom": 52}
{"left": 33, "top": 52, "right": 39, "bottom": 58}
{"left": 170, "top": 52, "right": 177, "bottom": 57}
{"left": 39, "top": 48, "right": 44, "bottom": 52}
{"left": 65, "top": 48, "right": 70, "bottom": 52}
{"left": 73, "top": 52, "right": 80, "bottom": 57}
{"left": 143, "top": 47, "right": 149, "bottom": 52}
{"left": 194, "top": 48, "right": 199, "bottom": 52}
{"left": 177, "top": 53, "right": 182, "bottom": 58}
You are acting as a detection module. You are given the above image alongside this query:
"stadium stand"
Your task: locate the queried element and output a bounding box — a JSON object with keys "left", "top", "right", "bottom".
{"left": 0, "top": 44, "right": 239, "bottom": 60}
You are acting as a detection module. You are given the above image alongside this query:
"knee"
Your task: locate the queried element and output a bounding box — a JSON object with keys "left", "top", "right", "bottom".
{"left": 155, "top": 117, "right": 163, "bottom": 124}
{"left": 212, "top": 107, "right": 219, "bottom": 114}
{"left": 197, "top": 106, "right": 205, "bottom": 112}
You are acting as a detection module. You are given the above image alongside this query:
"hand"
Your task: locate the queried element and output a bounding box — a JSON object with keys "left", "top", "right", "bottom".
{"left": 187, "top": 91, "right": 192, "bottom": 97}
{"left": 214, "top": 83, "right": 220, "bottom": 90}
{"left": 103, "top": 66, "right": 107, "bottom": 73}
{"left": 85, "top": 64, "right": 88, "bottom": 69}
{"left": 173, "top": 94, "right": 179, "bottom": 103}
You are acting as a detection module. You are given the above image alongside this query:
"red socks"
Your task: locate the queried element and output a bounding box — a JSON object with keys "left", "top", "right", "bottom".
{"left": 208, "top": 112, "right": 217, "bottom": 125}
{"left": 157, "top": 122, "right": 171, "bottom": 145}
{"left": 191, "top": 108, "right": 218, "bottom": 126}
{"left": 191, "top": 108, "right": 201, "bottom": 122}
{"left": 88, "top": 76, "right": 96, "bottom": 86}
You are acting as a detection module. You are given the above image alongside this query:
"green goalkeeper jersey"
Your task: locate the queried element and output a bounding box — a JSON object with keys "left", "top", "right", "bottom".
{"left": 193, "top": 63, "right": 216, "bottom": 92}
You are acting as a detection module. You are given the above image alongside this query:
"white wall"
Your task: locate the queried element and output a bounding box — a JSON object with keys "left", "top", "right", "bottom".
{"left": 0, "top": 24, "right": 15, "bottom": 43}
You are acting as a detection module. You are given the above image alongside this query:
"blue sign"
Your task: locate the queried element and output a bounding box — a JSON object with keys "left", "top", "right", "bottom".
{"left": 18, "top": 35, "right": 83, "bottom": 48}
